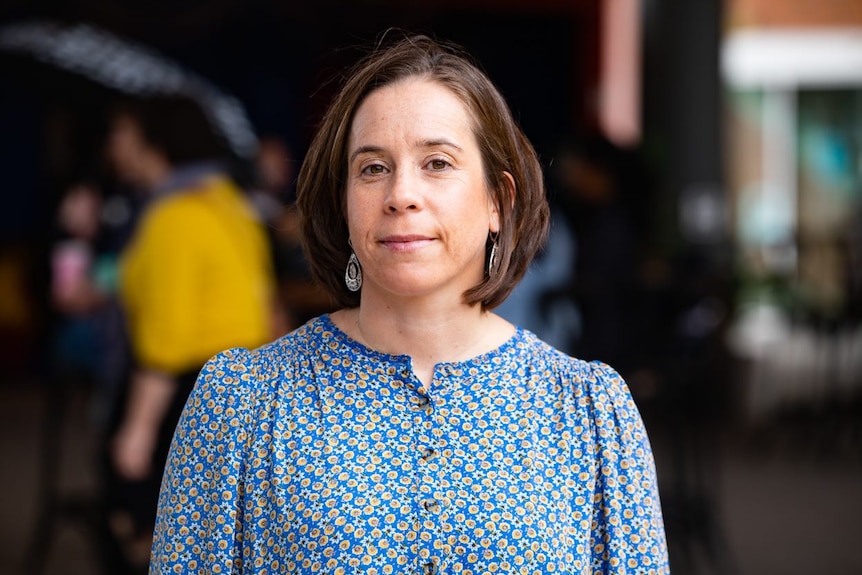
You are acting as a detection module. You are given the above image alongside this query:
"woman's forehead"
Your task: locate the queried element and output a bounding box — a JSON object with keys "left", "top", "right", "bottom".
{"left": 349, "top": 79, "right": 476, "bottom": 146}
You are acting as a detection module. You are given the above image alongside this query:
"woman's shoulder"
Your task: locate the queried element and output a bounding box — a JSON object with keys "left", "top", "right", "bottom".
{"left": 514, "top": 329, "right": 591, "bottom": 377}
{"left": 518, "top": 334, "right": 647, "bottom": 451}
{"left": 256, "top": 314, "right": 333, "bottom": 366}
{"left": 516, "top": 330, "right": 633, "bottom": 404}
{"left": 199, "top": 315, "right": 331, "bottom": 392}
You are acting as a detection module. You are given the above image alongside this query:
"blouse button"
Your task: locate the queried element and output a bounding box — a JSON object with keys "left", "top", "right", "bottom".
{"left": 420, "top": 446, "right": 436, "bottom": 462}
{"left": 421, "top": 561, "right": 438, "bottom": 575}
{"left": 416, "top": 396, "right": 431, "bottom": 409}
{"left": 422, "top": 499, "right": 441, "bottom": 513}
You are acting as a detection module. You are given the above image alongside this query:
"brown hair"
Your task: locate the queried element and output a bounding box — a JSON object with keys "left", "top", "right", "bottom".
{"left": 112, "top": 96, "right": 229, "bottom": 165}
{"left": 297, "top": 33, "right": 549, "bottom": 310}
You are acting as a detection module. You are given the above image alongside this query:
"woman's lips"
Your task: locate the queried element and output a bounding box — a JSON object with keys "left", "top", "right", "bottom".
{"left": 379, "top": 235, "right": 434, "bottom": 252}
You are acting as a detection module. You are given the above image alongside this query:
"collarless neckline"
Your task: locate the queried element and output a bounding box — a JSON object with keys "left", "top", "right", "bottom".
{"left": 317, "top": 313, "right": 525, "bottom": 370}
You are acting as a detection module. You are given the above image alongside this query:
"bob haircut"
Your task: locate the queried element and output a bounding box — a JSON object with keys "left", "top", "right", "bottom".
{"left": 297, "top": 33, "right": 549, "bottom": 310}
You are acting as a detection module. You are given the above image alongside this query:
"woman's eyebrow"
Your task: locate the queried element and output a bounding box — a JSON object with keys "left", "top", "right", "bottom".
{"left": 349, "top": 145, "right": 385, "bottom": 164}
{"left": 419, "top": 138, "right": 463, "bottom": 151}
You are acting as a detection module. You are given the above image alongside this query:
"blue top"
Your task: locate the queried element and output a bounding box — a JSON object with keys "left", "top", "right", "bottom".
{"left": 150, "top": 314, "right": 669, "bottom": 574}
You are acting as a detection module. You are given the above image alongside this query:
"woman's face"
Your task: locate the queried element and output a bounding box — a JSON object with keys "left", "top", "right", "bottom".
{"left": 345, "top": 77, "right": 500, "bottom": 305}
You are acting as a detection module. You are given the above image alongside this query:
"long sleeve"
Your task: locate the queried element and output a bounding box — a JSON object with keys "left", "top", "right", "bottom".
{"left": 150, "top": 347, "right": 258, "bottom": 574}
{"left": 585, "top": 361, "right": 670, "bottom": 574}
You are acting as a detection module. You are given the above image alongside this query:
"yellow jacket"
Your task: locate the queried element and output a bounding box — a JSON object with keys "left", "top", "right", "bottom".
{"left": 120, "top": 174, "right": 274, "bottom": 375}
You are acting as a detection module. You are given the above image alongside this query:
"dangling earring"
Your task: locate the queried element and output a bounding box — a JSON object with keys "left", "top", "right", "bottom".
{"left": 487, "top": 232, "right": 499, "bottom": 277}
{"left": 345, "top": 243, "right": 362, "bottom": 292}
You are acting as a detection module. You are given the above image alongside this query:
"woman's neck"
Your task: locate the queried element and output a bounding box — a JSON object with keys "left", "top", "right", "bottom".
{"left": 333, "top": 296, "right": 513, "bottom": 391}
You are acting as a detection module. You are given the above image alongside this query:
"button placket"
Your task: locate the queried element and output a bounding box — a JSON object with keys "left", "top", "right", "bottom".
{"left": 410, "top": 377, "right": 445, "bottom": 570}
{"left": 415, "top": 394, "right": 432, "bottom": 410}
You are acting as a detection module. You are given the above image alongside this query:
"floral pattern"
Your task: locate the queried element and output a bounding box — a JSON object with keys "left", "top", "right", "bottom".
{"left": 151, "top": 315, "right": 669, "bottom": 574}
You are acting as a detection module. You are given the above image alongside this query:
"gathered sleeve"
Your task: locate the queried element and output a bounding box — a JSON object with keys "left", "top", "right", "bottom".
{"left": 584, "top": 361, "right": 670, "bottom": 574}
{"left": 150, "top": 347, "right": 258, "bottom": 574}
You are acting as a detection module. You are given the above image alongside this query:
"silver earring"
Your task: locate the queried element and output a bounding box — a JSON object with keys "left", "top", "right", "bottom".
{"left": 487, "top": 233, "right": 499, "bottom": 277}
{"left": 345, "top": 250, "right": 362, "bottom": 292}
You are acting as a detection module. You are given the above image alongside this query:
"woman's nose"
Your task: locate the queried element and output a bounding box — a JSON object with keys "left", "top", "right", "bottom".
{"left": 385, "top": 168, "right": 421, "bottom": 212}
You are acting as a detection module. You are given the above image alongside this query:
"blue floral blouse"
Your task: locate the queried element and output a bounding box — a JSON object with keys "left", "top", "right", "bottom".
{"left": 150, "top": 314, "right": 669, "bottom": 574}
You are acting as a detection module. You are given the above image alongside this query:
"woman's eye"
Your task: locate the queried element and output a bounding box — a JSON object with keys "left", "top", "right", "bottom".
{"left": 362, "top": 163, "right": 386, "bottom": 175}
{"left": 428, "top": 159, "right": 449, "bottom": 170}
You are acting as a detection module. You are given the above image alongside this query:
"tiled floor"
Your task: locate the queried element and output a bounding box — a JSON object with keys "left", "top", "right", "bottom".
{"left": 1, "top": 376, "right": 861, "bottom": 575}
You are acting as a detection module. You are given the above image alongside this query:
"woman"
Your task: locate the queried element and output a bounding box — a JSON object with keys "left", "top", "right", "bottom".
{"left": 150, "top": 35, "right": 669, "bottom": 574}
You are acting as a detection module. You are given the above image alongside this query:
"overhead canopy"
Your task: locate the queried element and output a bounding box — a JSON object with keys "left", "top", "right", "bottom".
{"left": 0, "top": 20, "right": 259, "bottom": 159}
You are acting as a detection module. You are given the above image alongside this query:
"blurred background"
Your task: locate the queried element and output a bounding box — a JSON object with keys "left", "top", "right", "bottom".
{"left": 1, "top": 0, "right": 861, "bottom": 574}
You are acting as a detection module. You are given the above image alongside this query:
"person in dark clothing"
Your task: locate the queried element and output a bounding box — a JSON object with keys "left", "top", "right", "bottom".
{"left": 552, "top": 134, "right": 648, "bottom": 372}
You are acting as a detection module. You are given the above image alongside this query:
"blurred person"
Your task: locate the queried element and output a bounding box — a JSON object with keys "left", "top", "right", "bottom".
{"left": 150, "top": 34, "right": 669, "bottom": 573}
{"left": 34, "top": 179, "right": 137, "bottom": 574}
{"left": 49, "top": 182, "right": 107, "bottom": 382}
{"left": 103, "top": 96, "right": 279, "bottom": 573}
{"left": 50, "top": 180, "right": 140, "bottom": 335}
{"left": 553, "top": 134, "right": 649, "bottom": 373}
{"left": 49, "top": 180, "right": 134, "bottom": 405}
{"left": 51, "top": 183, "right": 105, "bottom": 313}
